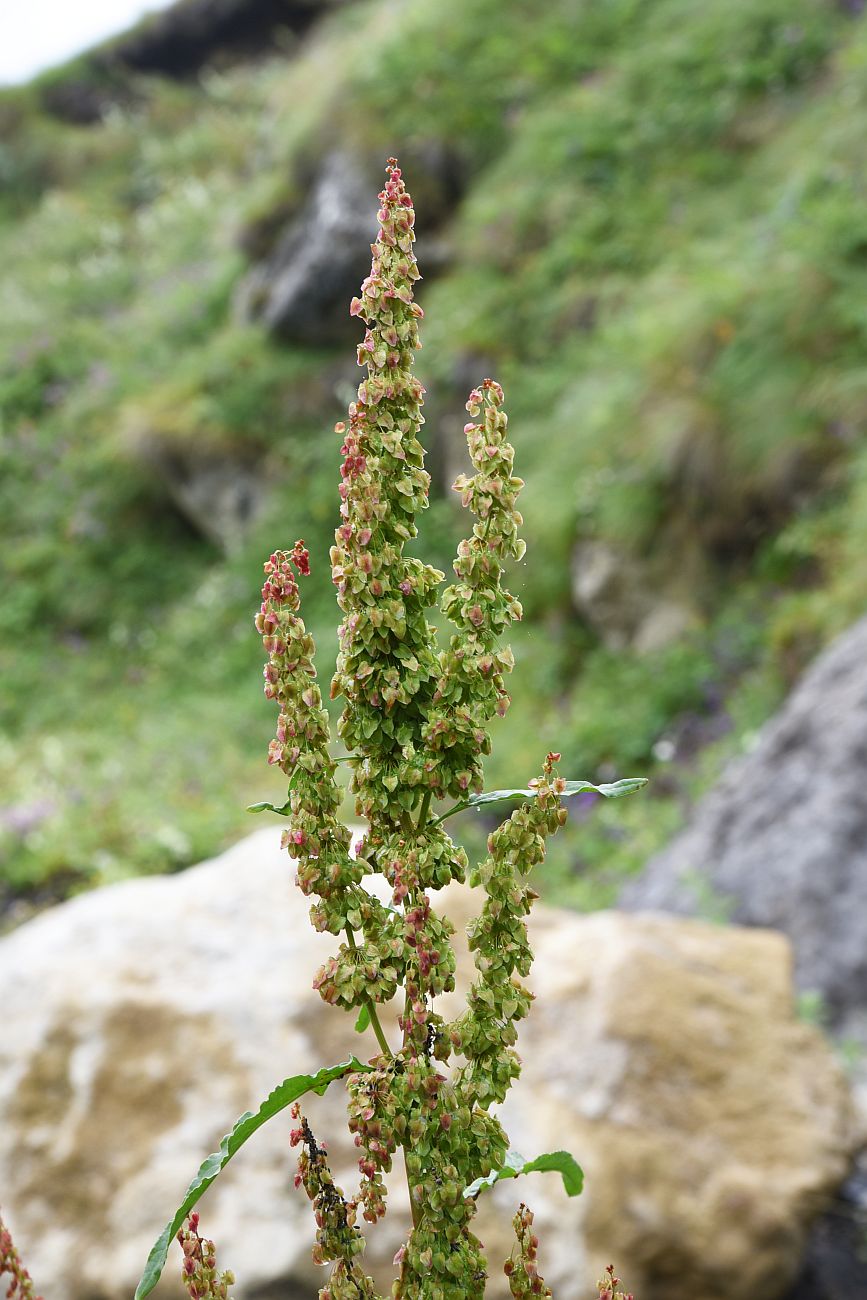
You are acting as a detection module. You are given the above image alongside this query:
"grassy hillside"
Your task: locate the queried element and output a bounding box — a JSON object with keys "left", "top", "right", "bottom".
{"left": 3, "top": 0, "right": 867, "bottom": 917}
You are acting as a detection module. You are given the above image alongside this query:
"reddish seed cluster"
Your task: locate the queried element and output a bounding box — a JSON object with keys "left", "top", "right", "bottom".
{"left": 503, "top": 1205, "right": 552, "bottom": 1299}
{"left": 596, "top": 1264, "right": 634, "bottom": 1300}
{"left": 288, "top": 1104, "right": 380, "bottom": 1299}
{"left": 177, "top": 1213, "right": 234, "bottom": 1300}
{"left": 0, "top": 1214, "right": 42, "bottom": 1300}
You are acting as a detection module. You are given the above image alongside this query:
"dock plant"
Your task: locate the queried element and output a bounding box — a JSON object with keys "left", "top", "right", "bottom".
{"left": 136, "top": 159, "right": 642, "bottom": 1300}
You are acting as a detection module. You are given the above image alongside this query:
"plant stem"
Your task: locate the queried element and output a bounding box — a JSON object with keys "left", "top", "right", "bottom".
{"left": 405, "top": 1150, "right": 420, "bottom": 1231}
{"left": 416, "top": 789, "right": 432, "bottom": 830}
{"left": 367, "top": 1002, "right": 393, "bottom": 1057}
{"left": 345, "top": 925, "right": 393, "bottom": 1058}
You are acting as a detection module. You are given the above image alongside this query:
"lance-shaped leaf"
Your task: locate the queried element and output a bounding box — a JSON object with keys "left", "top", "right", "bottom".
{"left": 463, "top": 1148, "right": 584, "bottom": 1200}
{"left": 433, "top": 776, "right": 647, "bottom": 825}
{"left": 354, "top": 1004, "right": 371, "bottom": 1033}
{"left": 246, "top": 798, "right": 292, "bottom": 815}
{"left": 135, "top": 1058, "right": 373, "bottom": 1300}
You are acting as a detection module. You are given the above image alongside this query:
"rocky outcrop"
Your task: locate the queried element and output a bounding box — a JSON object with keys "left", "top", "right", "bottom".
{"left": 42, "top": 0, "right": 349, "bottom": 121}
{"left": 39, "top": 0, "right": 347, "bottom": 124}
{"left": 0, "top": 828, "right": 854, "bottom": 1300}
{"left": 111, "top": 0, "right": 332, "bottom": 77}
{"left": 620, "top": 615, "right": 867, "bottom": 1035}
{"left": 571, "top": 539, "right": 695, "bottom": 654}
{"left": 142, "top": 444, "right": 268, "bottom": 553}
{"left": 785, "top": 1155, "right": 867, "bottom": 1299}
{"left": 237, "top": 152, "right": 378, "bottom": 343}
{"left": 237, "top": 146, "right": 459, "bottom": 344}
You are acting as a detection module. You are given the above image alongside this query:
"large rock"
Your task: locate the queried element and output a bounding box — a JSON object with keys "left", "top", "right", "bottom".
{"left": 40, "top": 0, "right": 341, "bottom": 124}
{"left": 111, "top": 0, "right": 330, "bottom": 77}
{"left": 0, "top": 829, "right": 854, "bottom": 1300}
{"left": 237, "top": 152, "right": 378, "bottom": 343}
{"left": 571, "top": 540, "right": 695, "bottom": 654}
{"left": 620, "top": 615, "right": 867, "bottom": 1034}
{"left": 238, "top": 147, "right": 458, "bottom": 344}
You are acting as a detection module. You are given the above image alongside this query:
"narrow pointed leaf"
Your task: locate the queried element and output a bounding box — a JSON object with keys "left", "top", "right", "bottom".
{"left": 135, "top": 1058, "right": 372, "bottom": 1300}
{"left": 434, "top": 776, "right": 647, "bottom": 824}
{"left": 246, "top": 799, "right": 292, "bottom": 816}
{"left": 247, "top": 765, "right": 308, "bottom": 816}
{"left": 463, "top": 1148, "right": 584, "bottom": 1200}
{"left": 354, "top": 1004, "right": 371, "bottom": 1033}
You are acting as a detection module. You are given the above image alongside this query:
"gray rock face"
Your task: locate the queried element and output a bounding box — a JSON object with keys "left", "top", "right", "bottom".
{"left": 621, "top": 615, "right": 867, "bottom": 1028}
{"left": 40, "top": 0, "right": 339, "bottom": 123}
{"left": 157, "top": 451, "right": 267, "bottom": 553}
{"left": 112, "top": 0, "right": 328, "bottom": 77}
{"left": 571, "top": 539, "right": 695, "bottom": 653}
{"left": 238, "top": 152, "right": 378, "bottom": 343}
{"left": 0, "top": 829, "right": 854, "bottom": 1300}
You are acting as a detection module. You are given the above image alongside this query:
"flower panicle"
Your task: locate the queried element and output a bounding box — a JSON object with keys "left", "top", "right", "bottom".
{"left": 504, "top": 1205, "right": 552, "bottom": 1299}
{"left": 451, "top": 753, "right": 567, "bottom": 1108}
{"left": 596, "top": 1264, "right": 634, "bottom": 1300}
{"left": 426, "top": 378, "right": 525, "bottom": 801}
{"left": 329, "top": 159, "right": 445, "bottom": 833}
{"left": 246, "top": 158, "right": 634, "bottom": 1300}
{"left": 255, "top": 540, "right": 358, "bottom": 937}
{"left": 289, "top": 1104, "right": 381, "bottom": 1300}
{"left": 177, "top": 1214, "right": 235, "bottom": 1300}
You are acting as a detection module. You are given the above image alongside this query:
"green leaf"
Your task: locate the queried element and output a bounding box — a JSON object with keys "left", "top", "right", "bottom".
{"left": 246, "top": 799, "right": 292, "bottom": 816}
{"left": 247, "top": 765, "right": 310, "bottom": 815}
{"left": 134, "top": 1058, "right": 372, "bottom": 1300}
{"left": 463, "top": 1149, "right": 584, "bottom": 1200}
{"left": 355, "top": 1004, "right": 371, "bottom": 1033}
{"left": 434, "top": 776, "right": 647, "bottom": 824}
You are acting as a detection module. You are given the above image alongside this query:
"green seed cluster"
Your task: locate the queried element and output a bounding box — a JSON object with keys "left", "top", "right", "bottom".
{"left": 331, "top": 159, "right": 446, "bottom": 834}
{"left": 256, "top": 540, "right": 403, "bottom": 1018}
{"left": 256, "top": 541, "right": 361, "bottom": 935}
{"left": 428, "top": 380, "right": 525, "bottom": 801}
{"left": 391, "top": 1067, "right": 505, "bottom": 1300}
{"left": 452, "top": 754, "right": 567, "bottom": 1108}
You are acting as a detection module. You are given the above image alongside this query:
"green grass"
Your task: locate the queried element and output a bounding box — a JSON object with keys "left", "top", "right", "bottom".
{"left": 3, "top": 0, "right": 867, "bottom": 913}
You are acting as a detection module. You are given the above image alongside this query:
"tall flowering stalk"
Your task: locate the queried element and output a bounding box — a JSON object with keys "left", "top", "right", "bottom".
{"left": 136, "top": 159, "right": 643, "bottom": 1300}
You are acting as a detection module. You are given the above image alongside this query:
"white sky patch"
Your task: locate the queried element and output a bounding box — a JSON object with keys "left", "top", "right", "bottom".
{"left": 1, "top": 0, "right": 175, "bottom": 86}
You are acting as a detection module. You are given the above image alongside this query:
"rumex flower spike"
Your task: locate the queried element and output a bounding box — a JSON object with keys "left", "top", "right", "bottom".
{"left": 256, "top": 539, "right": 357, "bottom": 934}
{"left": 451, "top": 753, "right": 567, "bottom": 1108}
{"left": 256, "top": 542, "right": 401, "bottom": 1014}
{"left": 289, "top": 1104, "right": 381, "bottom": 1300}
{"left": 426, "top": 379, "right": 525, "bottom": 800}
{"left": 330, "top": 160, "right": 446, "bottom": 836}
{"left": 504, "top": 1205, "right": 552, "bottom": 1299}
{"left": 177, "top": 1214, "right": 235, "bottom": 1300}
{"left": 596, "top": 1263, "right": 634, "bottom": 1300}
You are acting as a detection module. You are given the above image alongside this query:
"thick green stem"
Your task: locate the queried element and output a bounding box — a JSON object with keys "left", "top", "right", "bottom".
{"left": 404, "top": 1150, "right": 420, "bottom": 1231}
{"left": 345, "top": 925, "right": 393, "bottom": 1058}
{"left": 366, "top": 1000, "right": 393, "bottom": 1058}
{"left": 416, "top": 789, "right": 432, "bottom": 830}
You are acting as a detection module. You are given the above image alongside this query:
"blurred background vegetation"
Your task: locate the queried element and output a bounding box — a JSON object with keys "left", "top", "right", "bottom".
{"left": 2, "top": 0, "right": 867, "bottom": 921}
